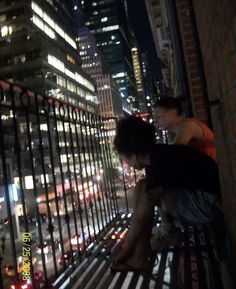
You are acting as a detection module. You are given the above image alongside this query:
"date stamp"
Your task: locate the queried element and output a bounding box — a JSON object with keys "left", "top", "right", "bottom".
{"left": 21, "top": 232, "right": 31, "bottom": 281}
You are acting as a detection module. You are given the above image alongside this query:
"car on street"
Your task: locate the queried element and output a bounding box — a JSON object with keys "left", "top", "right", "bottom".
{"left": 5, "top": 257, "right": 37, "bottom": 277}
{"left": 58, "top": 250, "right": 78, "bottom": 265}
{"left": 36, "top": 239, "right": 59, "bottom": 254}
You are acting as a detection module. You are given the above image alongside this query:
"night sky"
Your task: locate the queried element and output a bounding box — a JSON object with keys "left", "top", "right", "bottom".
{"left": 126, "top": 0, "right": 162, "bottom": 79}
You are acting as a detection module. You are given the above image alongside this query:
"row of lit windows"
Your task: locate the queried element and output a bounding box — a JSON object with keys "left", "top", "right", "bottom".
{"left": 53, "top": 91, "right": 95, "bottom": 113}
{"left": 90, "top": 25, "right": 119, "bottom": 33}
{"left": 32, "top": 14, "right": 55, "bottom": 39}
{"left": 82, "top": 62, "right": 100, "bottom": 68}
{"left": 47, "top": 54, "right": 95, "bottom": 92}
{"left": 56, "top": 74, "right": 98, "bottom": 105}
{"left": 0, "top": 22, "right": 25, "bottom": 38}
{"left": 31, "top": 1, "right": 76, "bottom": 49}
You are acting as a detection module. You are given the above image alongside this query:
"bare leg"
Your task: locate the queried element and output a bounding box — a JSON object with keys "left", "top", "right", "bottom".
{"left": 113, "top": 179, "right": 154, "bottom": 269}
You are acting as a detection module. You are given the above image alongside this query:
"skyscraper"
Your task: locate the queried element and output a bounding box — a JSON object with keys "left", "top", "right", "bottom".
{"left": 81, "top": 0, "right": 136, "bottom": 114}
{"left": 0, "top": 0, "right": 98, "bottom": 113}
{"left": 131, "top": 46, "right": 146, "bottom": 112}
{"left": 77, "top": 26, "right": 122, "bottom": 144}
{"left": 141, "top": 52, "right": 156, "bottom": 110}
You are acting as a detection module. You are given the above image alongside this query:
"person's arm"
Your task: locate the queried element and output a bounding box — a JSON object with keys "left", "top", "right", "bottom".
{"left": 174, "top": 121, "right": 203, "bottom": 145}
{"left": 114, "top": 186, "right": 163, "bottom": 263}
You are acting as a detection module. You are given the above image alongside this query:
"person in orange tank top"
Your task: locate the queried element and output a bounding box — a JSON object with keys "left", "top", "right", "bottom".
{"left": 152, "top": 97, "right": 217, "bottom": 251}
{"left": 153, "top": 97, "right": 216, "bottom": 161}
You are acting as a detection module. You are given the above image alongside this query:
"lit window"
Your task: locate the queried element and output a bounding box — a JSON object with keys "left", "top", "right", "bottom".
{"left": 31, "top": 2, "right": 43, "bottom": 17}
{"left": 54, "top": 24, "right": 65, "bottom": 38}
{"left": 44, "top": 24, "right": 55, "bottom": 39}
{"left": 1, "top": 25, "right": 13, "bottom": 37}
{"left": 31, "top": 2, "right": 76, "bottom": 48}
{"left": 92, "top": 2, "right": 97, "bottom": 6}
{"left": 102, "top": 25, "right": 119, "bottom": 32}
{"left": 101, "top": 17, "right": 108, "bottom": 22}
{"left": 43, "top": 13, "right": 54, "bottom": 28}
{"left": 0, "top": 14, "right": 6, "bottom": 22}
{"left": 48, "top": 54, "right": 95, "bottom": 93}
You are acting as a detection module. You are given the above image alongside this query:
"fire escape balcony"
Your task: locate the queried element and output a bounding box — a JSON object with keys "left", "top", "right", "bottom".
{"left": 0, "top": 80, "right": 224, "bottom": 289}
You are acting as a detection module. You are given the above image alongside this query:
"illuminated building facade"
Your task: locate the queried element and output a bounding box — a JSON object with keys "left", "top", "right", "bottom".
{"left": 0, "top": 0, "right": 98, "bottom": 113}
{"left": 77, "top": 27, "right": 122, "bottom": 118}
{"left": 131, "top": 46, "right": 146, "bottom": 112}
{"left": 81, "top": 0, "right": 136, "bottom": 114}
{"left": 77, "top": 26, "right": 122, "bottom": 149}
{"left": 0, "top": 1, "right": 102, "bottom": 229}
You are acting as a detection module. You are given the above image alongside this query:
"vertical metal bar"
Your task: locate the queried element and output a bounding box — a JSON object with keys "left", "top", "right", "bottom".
{"left": 51, "top": 101, "right": 74, "bottom": 263}
{"left": 72, "top": 108, "right": 91, "bottom": 253}
{"left": 94, "top": 116, "right": 113, "bottom": 224}
{"left": 0, "top": 85, "right": 17, "bottom": 289}
{"left": 18, "top": 89, "right": 48, "bottom": 284}
{"left": 59, "top": 104, "right": 80, "bottom": 257}
{"left": 101, "top": 118, "right": 119, "bottom": 215}
{"left": 81, "top": 111, "right": 98, "bottom": 240}
{"left": 203, "top": 225, "right": 224, "bottom": 289}
{"left": 90, "top": 115, "right": 108, "bottom": 230}
{"left": 66, "top": 104, "right": 88, "bottom": 258}
{"left": 91, "top": 115, "right": 110, "bottom": 227}
{"left": 79, "top": 111, "right": 96, "bottom": 243}
{"left": 120, "top": 158, "right": 129, "bottom": 214}
{"left": 34, "top": 93, "right": 58, "bottom": 276}
{"left": 42, "top": 97, "right": 66, "bottom": 270}
{"left": 9, "top": 84, "right": 36, "bottom": 286}
{"left": 85, "top": 113, "right": 102, "bottom": 234}
{"left": 193, "top": 225, "right": 207, "bottom": 288}
{"left": 184, "top": 227, "right": 193, "bottom": 288}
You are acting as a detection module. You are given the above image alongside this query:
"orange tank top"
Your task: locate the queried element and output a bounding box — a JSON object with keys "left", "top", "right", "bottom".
{"left": 186, "top": 119, "right": 217, "bottom": 161}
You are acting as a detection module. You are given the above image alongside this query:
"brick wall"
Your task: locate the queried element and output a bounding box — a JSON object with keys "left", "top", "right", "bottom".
{"left": 175, "top": 0, "right": 208, "bottom": 123}
{"left": 192, "top": 0, "right": 236, "bottom": 287}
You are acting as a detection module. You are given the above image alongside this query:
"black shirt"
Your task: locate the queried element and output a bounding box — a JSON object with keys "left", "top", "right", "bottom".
{"left": 145, "top": 144, "right": 221, "bottom": 197}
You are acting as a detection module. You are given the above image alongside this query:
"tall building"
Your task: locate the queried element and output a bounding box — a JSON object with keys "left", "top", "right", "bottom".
{"left": 76, "top": 26, "right": 122, "bottom": 142}
{"left": 131, "top": 46, "right": 146, "bottom": 112}
{"left": 141, "top": 52, "right": 156, "bottom": 110}
{"left": 0, "top": 0, "right": 103, "bottom": 255}
{"left": 81, "top": 0, "right": 136, "bottom": 114}
{"left": 0, "top": 0, "right": 98, "bottom": 113}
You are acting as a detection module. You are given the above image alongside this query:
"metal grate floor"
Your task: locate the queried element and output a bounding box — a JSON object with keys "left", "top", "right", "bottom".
{"left": 52, "top": 215, "right": 224, "bottom": 289}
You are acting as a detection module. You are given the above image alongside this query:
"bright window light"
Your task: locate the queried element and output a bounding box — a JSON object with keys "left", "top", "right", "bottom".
{"left": 101, "top": 17, "right": 108, "bottom": 22}
{"left": 31, "top": 1, "right": 76, "bottom": 48}
{"left": 102, "top": 25, "right": 119, "bottom": 32}
{"left": 48, "top": 54, "right": 95, "bottom": 93}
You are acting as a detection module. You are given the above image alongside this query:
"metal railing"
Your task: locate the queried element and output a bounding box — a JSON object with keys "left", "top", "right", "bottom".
{"left": 0, "top": 80, "right": 129, "bottom": 289}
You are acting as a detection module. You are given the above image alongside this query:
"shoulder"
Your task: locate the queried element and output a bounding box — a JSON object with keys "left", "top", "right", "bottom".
{"left": 180, "top": 118, "right": 205, "bottom": 140}
{"left": 181, "top": 118, "right": 201, "bottom": 131}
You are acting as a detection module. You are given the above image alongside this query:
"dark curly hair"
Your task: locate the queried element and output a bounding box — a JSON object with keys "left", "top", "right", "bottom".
{"left": 154, "top": 97, "right": 184, "bottom": 115}
{"left": 114, "top": 117, "right": 156, "bottom": 157}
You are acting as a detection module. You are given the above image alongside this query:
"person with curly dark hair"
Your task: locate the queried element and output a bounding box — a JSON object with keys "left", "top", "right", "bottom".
{"left": 111, "top": 116, "right": 225, "bottom": 272}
